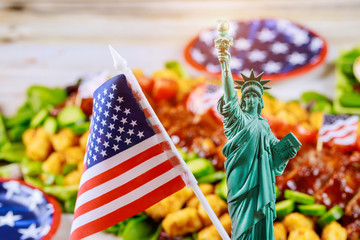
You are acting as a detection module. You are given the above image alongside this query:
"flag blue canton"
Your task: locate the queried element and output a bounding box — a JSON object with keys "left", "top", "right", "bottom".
{"left": 189, "top": 19, "right": 325, "bottom": 76}
{"left": 86, "top": 74, "right": 156, "bottom": 169}
{"left": 323, "top": 114, "right": 351, "bottom": 125}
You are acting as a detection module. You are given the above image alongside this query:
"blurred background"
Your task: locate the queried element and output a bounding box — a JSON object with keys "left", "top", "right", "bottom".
{"left": 1, "top": 1, "right": 360, "bottom": 239}
{"left": 1, "top": 0, "right": 360, "bottom": 115}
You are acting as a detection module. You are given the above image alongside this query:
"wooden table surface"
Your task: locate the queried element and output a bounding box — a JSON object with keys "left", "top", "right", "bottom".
{"left": 0, "top": 0, "right": 360, "bottom": 239}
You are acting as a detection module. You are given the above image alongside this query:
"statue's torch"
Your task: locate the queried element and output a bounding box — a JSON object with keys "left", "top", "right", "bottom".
{"left": 214, "top": 19, "right": 233, "bottom": 55}
{"left": 215, "top": 20, "right": 233, "bottom": 51}
{"left": 215, "top": 20, "right": 233, "bottom": 78}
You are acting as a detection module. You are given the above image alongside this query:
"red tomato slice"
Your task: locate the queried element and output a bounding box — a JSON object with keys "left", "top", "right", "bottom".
{"left": 152, "top": 78, "right": 178, "bottom": 101}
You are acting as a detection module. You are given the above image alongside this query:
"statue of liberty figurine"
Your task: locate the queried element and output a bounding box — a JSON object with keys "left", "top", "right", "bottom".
{"left": 214, "top": 20, "right": 301, "bottom": 240}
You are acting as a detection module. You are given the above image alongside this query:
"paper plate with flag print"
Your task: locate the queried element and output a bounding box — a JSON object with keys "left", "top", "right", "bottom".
{"left": 184, "top": 18, "right": 328, "bottom": 82}
{"left": 0, "top": 179, "right": 61, "bottom": 240}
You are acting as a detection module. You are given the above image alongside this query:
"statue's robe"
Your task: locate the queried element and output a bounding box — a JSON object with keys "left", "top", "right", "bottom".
{"left": 217, "top": 94, "right": 288, "bottom": 240}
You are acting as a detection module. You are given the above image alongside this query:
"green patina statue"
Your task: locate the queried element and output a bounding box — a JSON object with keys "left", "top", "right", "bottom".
{"left": 214, "top": 20, "right": 301, "bottom": 240}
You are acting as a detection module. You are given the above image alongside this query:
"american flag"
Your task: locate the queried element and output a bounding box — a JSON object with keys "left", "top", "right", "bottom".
{"left": 185, "top": 19, "right": 327, "bottom": 80}
{"left": 318, "top": 114, "right": 359, "bottom": 145}
{"left": 70, "top": 74, "right": 186, "bottom": 239}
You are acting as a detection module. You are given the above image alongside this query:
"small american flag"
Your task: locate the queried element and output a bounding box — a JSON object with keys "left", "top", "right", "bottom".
{"left": 186, "top": 83, "right": 223, "bottom": 118}
{"left": 318, "top": 114, "right": 359, "bottom": 145}
{"left": 70, "top": 74, "right": 186, "bottom": 239}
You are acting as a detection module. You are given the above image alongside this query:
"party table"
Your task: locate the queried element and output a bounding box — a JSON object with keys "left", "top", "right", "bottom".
{"left": 0, "top": 0, "right": 360, "bottom": 239}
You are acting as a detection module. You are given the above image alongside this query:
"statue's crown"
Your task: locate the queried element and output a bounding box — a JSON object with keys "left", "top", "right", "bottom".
{"left": 235, "top": 69, "right": 270, "bottom": 96}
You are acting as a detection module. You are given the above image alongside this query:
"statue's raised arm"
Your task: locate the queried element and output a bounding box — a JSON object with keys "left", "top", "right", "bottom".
{"left": 215, "top": 20, "right": 236, "bottom": 103}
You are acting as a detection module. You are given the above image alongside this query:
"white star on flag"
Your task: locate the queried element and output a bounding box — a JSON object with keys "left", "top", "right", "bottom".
{"left": 124, "top": 138, "right": 132, "bottom": 145}
{"left": 241, "top": 69, "right": 253, "bottom": 77}
{"left": 18, "top": 223, "right": 40, "bottom": 240}
{"left": 228, "top": 21, "right": 239, "bottom": 36}
{"left": 28, "top": 189, "right": 44, "bottom": 211}
{"left": 130, "top": 120, "right": 137, "bottom": 127}
{"left": 210, "top": 47, "right": 219, "bottom": 57}
{"left": 127, "top": 129, "right": 134, "bottom": 136}
{"left": 234, "top": 38, "right": 251, "bottom": 51}
{"left": 276, "top": 19, "right": 291, "bottom": 32}
{"left": 106, "top": 132, "right": 112, "bottom": 139}
{"left": 38, "top": 224, "right": 51, "bottom": 238}
{"left": 288, "top": 52, "right": 307, "bottom": 65}
{"left": 121, "top": 118, "right": 127, "bottom": 124}
{"left": 310, "top": 37, "right": 323, "bottom": 52}
{"left": 271, "top": 42, "right": 288, "bottom": 54}
{"left": 206, "top": 63, "right": 221, "bottom": 73}
{"left": 248, "top": 50, "right": 267, "bottom": 62}
{"left": 257, "top": 28, "right": 276, "bottom": 42}
{"left": 191, "top": 49, "right": 206, "bottom": 63}
{"left": 263, "top": 61, "right": 282, "bottom": 73}
{"left": 117, "top": 96, "right": 124, "bottom": 103}
{"left": 100, "top": 150, "right": 107, "bottom": 157}
{"left": 112, "top": 145, "right": 119, "bottom": 151}
{"left": 3, "top": 181, "right": 21, "bottom": 199}
{"left": 46, "top": 203, "right": 55, "bottom": 215}
{"left": 0, "top": 211, "right": 22, "bottom": 227}
{"left": 118, "top": 127, "right": 124, "bottom": 133}
{"left": 124, "top": 108, "right": 131, "bottom": 115}
{"left": 114, "top": 105, "right": 121, "bottom": 112}
{"left": 137, "top": 131, "right": 144, "bottom": 138}
{"left": 291, "top": 29, "right": 310, "bottom": 46}
{"left": 111, "top": 114, "right": 118, "bottom": 121}
{"left": 230, "top": 58, "right": 243, "bottom": 69}
{"left": 199, "top": 30, "right": 217, "bottom": 46}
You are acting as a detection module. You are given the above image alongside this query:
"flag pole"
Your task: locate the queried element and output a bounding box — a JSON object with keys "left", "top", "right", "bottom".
{"left": 316, "top": 139, "right": 323, "bottom": 152}
{"left": 109, "top": 45, "right": 231, "bottom": 240}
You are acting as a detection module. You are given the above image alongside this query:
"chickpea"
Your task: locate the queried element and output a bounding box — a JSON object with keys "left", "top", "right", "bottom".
{"left": 283, "top": 212, "right": 314, "bottom": 232}
{"left": 321, "top": 221, "right": 347, "bottom": 240}
{"left": 162, "top": 208, "right": 203, "bottom": 236}
{"left": 288, "top": 227, "right": 320, "bottom": 240}
{"left": 42, "top": 152, "right": 65, "bottom": 174}
{"left": 274, "top": 222, "right": 287, "bottom": 240}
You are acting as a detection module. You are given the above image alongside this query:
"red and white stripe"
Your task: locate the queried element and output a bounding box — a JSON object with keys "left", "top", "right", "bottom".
{"left": 70, "top": 90, "right": 186, "bottom": 240}
{"left": 319, "top": 115, "right": 359, "bottom": 145}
